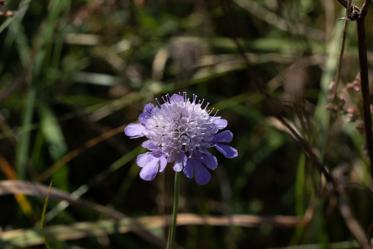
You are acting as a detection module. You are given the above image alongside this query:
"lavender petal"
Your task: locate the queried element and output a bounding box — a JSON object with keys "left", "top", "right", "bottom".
{"left": 201, "top": 152, "right": 218, "bottom": 170}
{"left": 173, "top": 153, "right": 186, "bottom": 172}
{"left": 213, "top": 130, "right": 233, "bottom": 143}
{"left": 183, "top": 158, "right": 198, "bottom": 179}
{"left": 144, "top": 103, "right": 155, "bottom": 112}
{"left": 173, "top": 162, "right": 183, "bottom": 172}
{"left": 193, "top": 151, "right": 218, "bottom": 170}
{"left": 136, "top": 152, "right": 157, "bottom": 168}
{"left": 141, "top": 140, "right": 158, "bottom": 151}
{"left": 215, "top": 144, "right": 238, "bottom": 158}
{"left": 159, "top": 156, "right": 167, "bottom": 172}
{"left": 170, "top": 93, "right": 184, "bottom": 102}
{"left": 124, "top": 123, "right": 146, "bottom": 138}
{"left": 213, "top": 118, "right": 228, "bottom": 130}
{"left": 194, "top": 162, "right": 211, "bottom": 185}
{"left": 139, "top": 163, "right": 159, "bottom": 181}
{"left": 139, "top": 103, "right": 155, "bottom": 124}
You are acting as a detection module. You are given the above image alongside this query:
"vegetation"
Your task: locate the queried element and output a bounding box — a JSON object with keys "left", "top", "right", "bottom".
{"left": 0, "top": 0, "right": 373, "bottom": 248}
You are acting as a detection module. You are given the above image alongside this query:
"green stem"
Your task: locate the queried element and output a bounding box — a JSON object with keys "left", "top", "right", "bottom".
{"left": 166, "top": 172, "right": 180, "bottom": 249}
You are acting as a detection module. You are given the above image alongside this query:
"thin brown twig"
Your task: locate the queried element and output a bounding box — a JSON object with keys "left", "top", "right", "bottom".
{"left": 0, "top": 213, "right": 311, "bottom": 247}
{"left": 355, "top": 1, "right": 373, "bottom": 178}
{"left": 359, "top": 0, "right": 371, "bottom": 17}
{"left": 0, "top": 180, "right": 123, "bottom": 219}
{"left": 36, "top": 126, "right": 124, "bottom": 182}
{"left": 338, "top": 194, "right": 372, "bottom": 249}
{"left": 331, "top": 3, "right": 350, "bottom": 102}
{"left": 331, "top": 1, "right": 373, "bottom": 246}
{"left": 277, "top": 116, "right": 372, "bottom": 249}
{"left": 0, "top": 180, "right": 165, "bottom": 247}
{"left": 337, "top": 0, "right": 361, "bottom": 19}
{"left": 233, "top": 0, "right": 325, "bottom": 41}
{"left": 276, "top": 117, "right": 333, "bottom": 182}
{"left": 220, "top": 0, "right": 372, "bottom": 246}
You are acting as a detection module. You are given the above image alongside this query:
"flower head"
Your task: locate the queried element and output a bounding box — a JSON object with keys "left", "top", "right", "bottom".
{"left": 124, "top": 93, "right": 238, "bottom": 185}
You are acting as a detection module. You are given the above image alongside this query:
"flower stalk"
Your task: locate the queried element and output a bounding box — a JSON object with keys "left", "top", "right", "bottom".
{"left": 166, "top": 172, "right": 181, "bottom": 249}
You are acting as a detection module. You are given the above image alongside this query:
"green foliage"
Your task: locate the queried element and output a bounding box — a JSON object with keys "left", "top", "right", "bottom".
{"left": 0, "top": 0, "right": 372, "bottom": 248}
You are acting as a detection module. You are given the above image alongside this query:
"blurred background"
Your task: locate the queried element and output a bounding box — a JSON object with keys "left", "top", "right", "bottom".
{"left": 0, "top": 0, "right": 373, "bottom": 248}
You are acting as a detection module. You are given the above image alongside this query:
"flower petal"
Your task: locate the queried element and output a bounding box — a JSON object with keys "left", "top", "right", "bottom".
{"left": 136, "top": 152, "right": 163, "bottom": 181}
{"left": 139, "top": 103, "right": 155, "bottom": 124}
{"left": 136, "top": 152, "right": 157, "bottom": 168}
{"left": 124, "top": 123, "right": 146, "bottom": 138}
{"left": 193, "top": 151, "right": 218, "bottom": 170}
{"left": 213, "top": 130, "right": 233, "bottom": 143}
{"left": 213, "top": 118, "right": 228, "bottom": 130}
{"left": 170, "top": 94, "right": 184, "bottom": 103}
{"left": 195, "top": 163, "right": 211, "bottom": 185}
{"left": 183, "top": 158, "right": 198, "bottom": 179}
{"left": 173, "top": 153, "right": 187, "bottom": 172}
{"left": 173, "top": 162, "right": 183, "bottom": 172}
{"left": 144, "top": 103, "right": 155, "bottom": 112}
{"left": 183, "top": 157, "right": 212, "bottom": 185}
{"left": 201, "top": 152, "right": 218, "bottom": 170}
{"left": 142, "top": 140, "right": 158, "bottom": 151}
{"left": 139, "top": 163, "right": 159, "bottom": 181}
{"left": 215, "top": 144, "right": 238, "bottom": 158}
{"left": 159, "top": 156, "right": 167, "bottom": 172}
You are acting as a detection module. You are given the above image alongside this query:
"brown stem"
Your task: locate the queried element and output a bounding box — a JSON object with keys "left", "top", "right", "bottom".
{"left": 337, "top": 0, "right": 360, "bottom": 19}
{"left": 339, "top": 195, "right": 373, "bottom": 249}
{"left": 278, "top": 116, "right": 373, "bottom": 249}
{"left": 331, "top": 4, "right": 349, "bottom": 102}
{"left": 357, "top": 13, "right": 373, "bottom": 178}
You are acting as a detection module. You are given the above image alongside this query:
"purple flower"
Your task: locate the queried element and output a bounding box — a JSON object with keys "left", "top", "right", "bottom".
{"left": 124, "top": 93, "right": 238, "bottom": 185}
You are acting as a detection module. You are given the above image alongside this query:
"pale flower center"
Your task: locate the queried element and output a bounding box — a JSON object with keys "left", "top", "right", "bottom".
{"left": 144, "top": 99, "right": 218, "bottom": 160}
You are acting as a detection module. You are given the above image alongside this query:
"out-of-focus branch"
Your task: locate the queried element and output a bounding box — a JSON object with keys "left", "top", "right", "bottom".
{"left": 331, "top": 4, "right": 349, "bottom": 102}
{"left": 233, "top": 0, "right": 324, "bottom": 41}
{"left": 277, "top": 1, "right": 373, "bottom": 247}
{"left": 337, "top": 0, "right": 360, "bottom": 19}
{"left": 276, "top": 117, "right": 333, "bottom": 183}
{"left": 0, "top": 180, "right": 165, "bottom": 247}
{"left": 336, "top": 0, "right": 373, "bottom": 178}
{"left": 359, "top": 0, "right": 371, "bottom": 17}
{"left": 277, "top": 116, "right": 373, "bottom": 249}
{"left": 337, "top": 0, "right": 373, "bottom": 176}
{"left": 337, "top": 0, "right": 349, "bottom": 8}
{"left": 220, "top": 0, "right": 372, "bottom": 246}
{"left": 337, "top": 0, "right": 372, "bottom": 20}
{"left": 356, "top": 12, "right": 373, "bottom": 179}
{"left": 338, "top": 194, "right": 372, "bottom": 249}
{"left": 0, "top": 213, "right": 310, "bottom": 247}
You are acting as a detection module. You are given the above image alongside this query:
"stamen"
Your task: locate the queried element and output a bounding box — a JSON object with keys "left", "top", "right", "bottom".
{"left": 204, "top": 102, "right": 210, "bottom": 110}
{"left": 208, "top": 107, "right": 215, "bottom": 115}
{"left": 155, "top": 98, "right": 161, "bottom": 106}
{"left": 192, "top": 94, "right": 197, "bottom": 104}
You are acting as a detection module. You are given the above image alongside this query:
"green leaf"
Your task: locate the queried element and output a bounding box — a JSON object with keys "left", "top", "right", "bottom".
{"left": 39, "top": 104, "right": 68, "bottom": 191}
